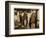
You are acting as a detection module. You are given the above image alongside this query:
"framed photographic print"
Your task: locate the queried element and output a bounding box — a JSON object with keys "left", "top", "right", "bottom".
{"left": 5, "top": 1, "right": 45, "bottom": 37}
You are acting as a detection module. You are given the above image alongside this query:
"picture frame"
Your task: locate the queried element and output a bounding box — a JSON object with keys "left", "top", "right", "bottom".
{"left": 5, "top": 1, "right": 45, "bottom": 37}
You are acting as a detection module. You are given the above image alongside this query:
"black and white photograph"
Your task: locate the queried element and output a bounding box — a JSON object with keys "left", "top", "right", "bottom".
{"left": 14, "top": 8, "right": 39, "bottom": 29}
